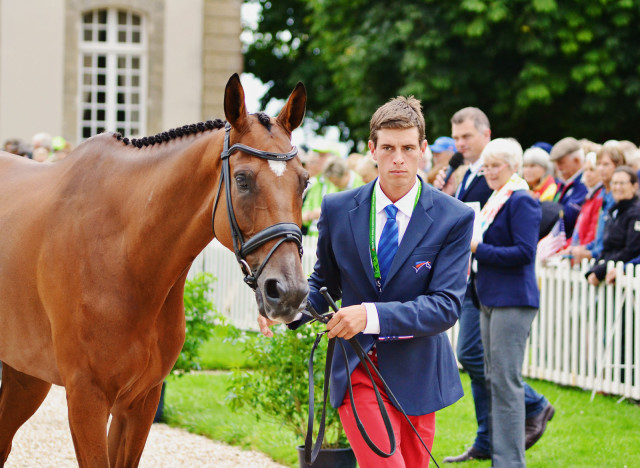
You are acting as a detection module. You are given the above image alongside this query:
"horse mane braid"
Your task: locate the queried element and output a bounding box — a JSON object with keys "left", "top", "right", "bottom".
{"left": 112, "top": 119, "right": 226, "bottom": 147}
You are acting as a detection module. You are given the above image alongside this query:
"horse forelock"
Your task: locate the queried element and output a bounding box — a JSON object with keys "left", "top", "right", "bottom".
{"left": 254, "top": 112, "right": 272, "bottom": 131}
{"left": 112, "top": 119, "right": 226, "bottom": 148}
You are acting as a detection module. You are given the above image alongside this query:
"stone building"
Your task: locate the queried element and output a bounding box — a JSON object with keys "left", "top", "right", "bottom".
{"left": 0, "top": 0, "right": 242, "bottom": 147}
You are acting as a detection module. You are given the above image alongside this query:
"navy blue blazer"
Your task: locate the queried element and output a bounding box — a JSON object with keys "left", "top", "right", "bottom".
{"left": 303, "top": 179, "right": 474, "bottom": 415}
{"left": 456, "top": 170, "right": 492, "bottom": 301}
{"left": 474, "top": 190, "right": 541, "bottom": 309}
{"left": 556, "top": 171, "right": 588, "bottom": 238}
{"left": 458, "top": 171, "right": 493, "bottom": 207}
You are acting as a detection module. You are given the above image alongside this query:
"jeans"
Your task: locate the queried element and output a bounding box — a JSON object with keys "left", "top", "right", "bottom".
{"left": 456, "top": 295, "right": 547, "bottom": 454}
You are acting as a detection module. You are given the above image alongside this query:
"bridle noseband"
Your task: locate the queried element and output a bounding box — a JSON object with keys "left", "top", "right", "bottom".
{"left": 212, "top": 123, "right": 303, "bottom": 290}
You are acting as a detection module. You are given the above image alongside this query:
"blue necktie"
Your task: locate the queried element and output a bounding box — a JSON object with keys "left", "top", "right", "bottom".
{"left": 378, "top": 204, "right": 399, "bottom": 285}
{"left": 457, "top": 168, "right": 472, "bottom": 200}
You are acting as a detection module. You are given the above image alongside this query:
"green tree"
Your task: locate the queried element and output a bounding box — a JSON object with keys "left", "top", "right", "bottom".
{"left": 245, "top": 0, "right": 640, "bottom": 146}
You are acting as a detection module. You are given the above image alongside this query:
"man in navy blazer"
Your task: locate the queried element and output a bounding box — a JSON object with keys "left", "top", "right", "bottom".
{"left": 260, "top": 96, "right": 473, "bottom": 466}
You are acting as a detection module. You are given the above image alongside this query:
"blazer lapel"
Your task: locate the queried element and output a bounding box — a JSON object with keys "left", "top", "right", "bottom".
{"left": 385, "top": 181, "right": 433, "bottom": 283}
{"left": 461, "top": 173, "right": 483, "bottom": 202}
{"left": 348, "top": 183, "right": 378, "bottom": 292}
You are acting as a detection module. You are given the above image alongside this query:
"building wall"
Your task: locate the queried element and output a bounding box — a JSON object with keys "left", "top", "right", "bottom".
{"left": 0, "top": 0, "right": 241, "bottom": 146}
{"left": 0, "top": 0, "right": 66, "bottom": 143}
{"left": 202, "top": 0, "right": 242, "bottom": 121}
{"left": 163, "top": 0, "right": 203, "bottom": 130}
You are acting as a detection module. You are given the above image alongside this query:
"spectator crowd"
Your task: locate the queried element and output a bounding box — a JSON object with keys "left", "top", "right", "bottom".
{"left": 5, "top": 112, "right": 640, "bottom": 468}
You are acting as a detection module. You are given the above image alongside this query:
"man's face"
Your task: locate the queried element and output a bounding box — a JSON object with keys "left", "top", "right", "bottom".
{"left": 451, "top": 119, "right": 490, "bottom": 164}
{"left": 554, "top": 154, "right": 581, "bottom": 181}
{"left": 369, "top": 127, "right": 426, "bottom": 199}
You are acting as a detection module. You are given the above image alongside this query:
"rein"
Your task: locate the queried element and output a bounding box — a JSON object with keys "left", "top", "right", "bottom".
{"left": 212, "top": 123, "right": 303, "bottom": 289}
{"left": 304, "top": 287, "right": 441, "bottom": 468}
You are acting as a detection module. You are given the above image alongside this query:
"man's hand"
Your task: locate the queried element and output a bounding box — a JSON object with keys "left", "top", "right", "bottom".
{"left": 572, "top": 246, "right": 593, "bottom": 264}
{"left": 302, "top": 208, "right": 321, "bottom": 223}
{"left": 587, "top": 272, "right": 600, "bottom": 287}
{"left": 258, "top": 315, "right": 278, "bottom": 338}
{"left": 433, "top": 167, "right": 457, "bottom": 195}
{"left": 470, "top": 239, "right": 479, "bottom": 253}
{"left": 326, "top": 304, "right": 367, "bottom": 340}
{"left": 605, "top": 269, "right": 617, "bottom": 285}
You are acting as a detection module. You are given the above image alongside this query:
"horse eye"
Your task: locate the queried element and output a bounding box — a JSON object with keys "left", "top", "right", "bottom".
{"left": 235, "top": 174, "right": 249, "bottom": 191}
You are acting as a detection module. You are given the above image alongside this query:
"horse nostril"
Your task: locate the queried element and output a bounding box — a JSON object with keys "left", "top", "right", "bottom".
{"left": 264, "top": 278, "right": 284, "bottom": 301}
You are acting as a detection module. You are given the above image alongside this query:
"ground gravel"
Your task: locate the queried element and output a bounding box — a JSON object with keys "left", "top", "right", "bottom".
{"left": 7, "top": 385, "right": 288, "bottom": 468}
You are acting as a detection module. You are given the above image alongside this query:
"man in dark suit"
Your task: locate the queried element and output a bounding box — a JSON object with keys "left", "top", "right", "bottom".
{"left": 260, "top": 96, "right": 474, "bottom": 466}
{"left": 439, "top": 108, "right": 553, "bottom": 463}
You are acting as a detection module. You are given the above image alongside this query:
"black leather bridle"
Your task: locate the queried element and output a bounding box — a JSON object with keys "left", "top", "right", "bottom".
{"left": 211, "top": 122, "right": 303, "bottom": 290}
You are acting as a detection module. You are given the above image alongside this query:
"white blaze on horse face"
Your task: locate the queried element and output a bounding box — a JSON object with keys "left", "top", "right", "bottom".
{"left": 268, "top": 160, "right": 287, "bottom": 177}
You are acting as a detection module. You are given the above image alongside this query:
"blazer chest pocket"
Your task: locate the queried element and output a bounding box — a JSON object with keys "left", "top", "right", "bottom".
{"left": 408, "top": 245, "right": 440, "bottom": 275}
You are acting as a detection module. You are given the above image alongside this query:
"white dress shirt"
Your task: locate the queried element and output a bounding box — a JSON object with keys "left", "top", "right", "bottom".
{"left": 363, "top": 178, "right": 420, "bottom": 334}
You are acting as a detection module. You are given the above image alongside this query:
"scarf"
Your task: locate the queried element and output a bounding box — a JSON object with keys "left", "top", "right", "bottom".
{"left": 476, "top": 173, "right": 530, "bottom": 241}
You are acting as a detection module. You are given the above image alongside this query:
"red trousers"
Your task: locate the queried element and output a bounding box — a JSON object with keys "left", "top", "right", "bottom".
{"left": 338, "top": 352, "right": 435, "bottom": 468}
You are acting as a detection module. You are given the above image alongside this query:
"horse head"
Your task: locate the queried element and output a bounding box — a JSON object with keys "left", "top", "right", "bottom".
{"left": 213, "top": 74, "right": 309, "bottom": 323}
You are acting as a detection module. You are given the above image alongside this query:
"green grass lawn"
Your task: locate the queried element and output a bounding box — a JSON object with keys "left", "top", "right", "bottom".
{"left": 164, "top": 332, "right": 640, "bottom": 467}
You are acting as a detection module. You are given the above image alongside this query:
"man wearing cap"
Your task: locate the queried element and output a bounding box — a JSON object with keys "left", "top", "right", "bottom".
{"left": 550, "top": 137, "right": 588, "bottom": 237}
{"left": 426, "top": 137, "right": 458, "bottom": 185}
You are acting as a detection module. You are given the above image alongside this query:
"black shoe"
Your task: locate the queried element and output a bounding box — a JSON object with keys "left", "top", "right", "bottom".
{"left": 443, "top": 446, "right": 491, "bottom": 463}
{"left": 525, "top": 403, "right": 555, "bottom": 449}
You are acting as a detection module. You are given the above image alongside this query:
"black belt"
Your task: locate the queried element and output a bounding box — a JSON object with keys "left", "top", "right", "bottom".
{"left": 304, "top": 288, "right": 440, "bottom": 467}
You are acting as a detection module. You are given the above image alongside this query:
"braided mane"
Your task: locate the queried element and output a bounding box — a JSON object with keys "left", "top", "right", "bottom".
{"left": 111, "top": 112, "right": 274, "bottom": 149}
{"left": 112, "top": 119, "right": 226, "bottom": 148}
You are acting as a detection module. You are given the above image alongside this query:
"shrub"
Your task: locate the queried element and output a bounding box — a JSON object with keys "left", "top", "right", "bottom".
{"left": 227, "top": 322, "right": 348, "bottom": 448}
{"left": 172, "top": 272, "right": 235, "bottom": 375}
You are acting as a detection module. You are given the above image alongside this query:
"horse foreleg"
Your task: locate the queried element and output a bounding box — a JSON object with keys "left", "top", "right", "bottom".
{"left": 65, "top": 382, "right": 111, "bottom": 467}
{"left": 107, "top": 383, "right": 163, "bottom": 468}
{"left": 0, "top": 364, "right": 52, "bottom": 464}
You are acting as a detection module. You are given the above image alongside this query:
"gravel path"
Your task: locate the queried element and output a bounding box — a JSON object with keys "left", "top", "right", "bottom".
{"left": 6, "top": 385, "right": 288, "bottom": 468}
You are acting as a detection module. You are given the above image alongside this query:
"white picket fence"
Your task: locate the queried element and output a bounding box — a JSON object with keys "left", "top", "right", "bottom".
{"left": 189, "top": 238, "right": 640, "bottom": 400}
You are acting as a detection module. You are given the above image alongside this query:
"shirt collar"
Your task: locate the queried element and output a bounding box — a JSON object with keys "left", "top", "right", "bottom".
{"left": 375, "top": 177, "right": 420, "bottom": 218}
{"left": 469, "top": 157, "right": 484, "bottom": 174}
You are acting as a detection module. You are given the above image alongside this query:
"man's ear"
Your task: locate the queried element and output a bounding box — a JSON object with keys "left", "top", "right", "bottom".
{"left": 368, "top": 140, "right": 377, "bottom": 161}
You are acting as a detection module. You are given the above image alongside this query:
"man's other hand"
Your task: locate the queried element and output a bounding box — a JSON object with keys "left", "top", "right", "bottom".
{"left": 258, "top": 315, "right": 278, "bottom": 337}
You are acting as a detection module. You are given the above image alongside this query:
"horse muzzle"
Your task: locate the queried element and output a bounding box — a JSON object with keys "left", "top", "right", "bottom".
{"left": 256, "top": 274, "right": 309, "bottom": 323}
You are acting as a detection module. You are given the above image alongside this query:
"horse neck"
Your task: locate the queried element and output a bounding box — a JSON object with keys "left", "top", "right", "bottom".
{"left": 121, "top": 132, "right": 223, "bottom": 281}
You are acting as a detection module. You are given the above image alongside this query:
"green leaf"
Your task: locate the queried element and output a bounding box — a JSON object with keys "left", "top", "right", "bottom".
{"left": 532, "top": 0, "right": 557, "bottom": 13}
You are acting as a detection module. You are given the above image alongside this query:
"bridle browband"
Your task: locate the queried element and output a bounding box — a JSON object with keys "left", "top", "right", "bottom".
{"left": 212, "top": 122, "right": 303, "bottom": 290}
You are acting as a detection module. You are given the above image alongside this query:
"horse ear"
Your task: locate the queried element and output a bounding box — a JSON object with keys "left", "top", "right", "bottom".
{"left": 224, "top": 73, "right": 249, "bottom": 131}
{"left": 276, "top": 82, "right": 307, "bottom": 133}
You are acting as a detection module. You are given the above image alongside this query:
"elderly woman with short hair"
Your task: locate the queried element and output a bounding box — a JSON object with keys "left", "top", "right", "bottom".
{"left": 470, "top": 138, "right": 543, "bottom": 468}
{"left": 522, "top": 146, "right": 557, "bottom": 201}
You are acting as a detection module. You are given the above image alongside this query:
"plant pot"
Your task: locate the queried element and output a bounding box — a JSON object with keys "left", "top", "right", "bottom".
{"left": 153, "top": 381, "right": 166, "bottom": 423}
{"left": 296, "top": 445, "right": 356, "bottom": 468}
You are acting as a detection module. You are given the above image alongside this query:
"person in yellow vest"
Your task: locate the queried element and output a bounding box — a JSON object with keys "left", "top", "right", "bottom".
{"left": 301, "top": 150, "right": 339, "bottom": 236}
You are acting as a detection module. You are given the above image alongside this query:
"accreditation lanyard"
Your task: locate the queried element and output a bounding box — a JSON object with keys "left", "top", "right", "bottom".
{"left": 369, "top": 183, "right": 422, "bottom": 292}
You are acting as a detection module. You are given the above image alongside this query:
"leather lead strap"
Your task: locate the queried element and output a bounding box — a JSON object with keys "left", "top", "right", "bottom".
{"left": 304, "top": 289, "right": 441, "bottom": 468}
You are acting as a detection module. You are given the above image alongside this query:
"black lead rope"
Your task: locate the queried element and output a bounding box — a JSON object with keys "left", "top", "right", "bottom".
{"left": 304, "top": 287, "right": 441, "bottom": 468}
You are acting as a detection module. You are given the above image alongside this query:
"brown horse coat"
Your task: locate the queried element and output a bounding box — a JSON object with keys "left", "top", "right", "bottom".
{"left": 0, "top": 74, "right": 308, "bottom": 467}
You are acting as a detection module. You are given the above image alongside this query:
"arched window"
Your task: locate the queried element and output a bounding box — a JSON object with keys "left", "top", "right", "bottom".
{"left": 78, "top": 9, "right": 147, "bottom": 140}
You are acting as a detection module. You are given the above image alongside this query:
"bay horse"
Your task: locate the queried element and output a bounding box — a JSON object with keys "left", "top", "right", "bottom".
{"left": 0, "top": 74, "right": 309, "bottom": 467}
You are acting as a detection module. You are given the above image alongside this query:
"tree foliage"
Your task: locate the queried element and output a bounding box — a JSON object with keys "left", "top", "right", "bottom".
{"left": 245, "top": 0, "right": 640, "bottom": 147}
